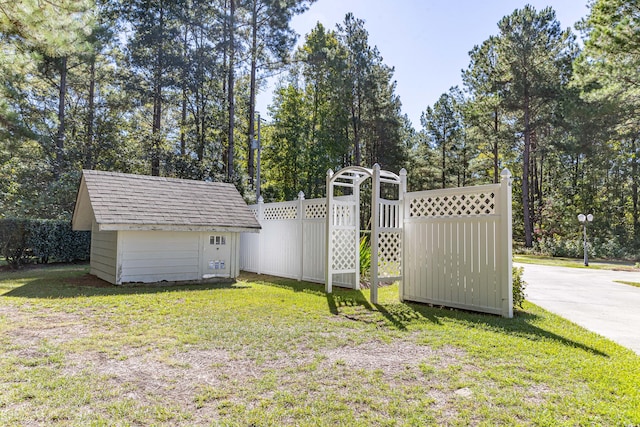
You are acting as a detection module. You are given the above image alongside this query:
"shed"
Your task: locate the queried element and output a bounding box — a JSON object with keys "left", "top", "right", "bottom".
{"left": 72, "top": 170, "right": 261, "bottom": 284}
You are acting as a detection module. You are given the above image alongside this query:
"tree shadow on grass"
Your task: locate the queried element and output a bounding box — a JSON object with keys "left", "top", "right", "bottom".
{"left": 250, "top": 273, "right": 609, "bottom": 357}
{"left": 2, "top": 273, "right": 250, "bottom": 299}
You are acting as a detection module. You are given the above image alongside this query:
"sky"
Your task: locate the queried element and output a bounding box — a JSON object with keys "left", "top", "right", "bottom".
{"left": 256, "top": 0, "right": 591, "bottom": 127}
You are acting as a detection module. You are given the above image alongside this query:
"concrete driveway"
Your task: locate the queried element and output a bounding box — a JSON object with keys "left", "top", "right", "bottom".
{"left": 518, "top": 263, "right": 640, "bottom": 355}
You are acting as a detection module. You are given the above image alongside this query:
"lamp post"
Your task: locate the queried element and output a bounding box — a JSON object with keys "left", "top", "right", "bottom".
{"left": 577, "top": 213, "right": 593, "bottom": 266}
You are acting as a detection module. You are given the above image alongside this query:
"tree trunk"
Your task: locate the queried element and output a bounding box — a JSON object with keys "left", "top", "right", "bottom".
{"left": 351, "top": 101, "right": 361, "bottom": 166}
{"left": 632, "top": 137, "right": 639, "bottom": 245}
{"left": 493, "top": 107, "right": 499, "bottom": 183}
{"left": 531, "top": 136, "right": 539, "bottom": 231}
{"left": 441, "top": 133, "right": 446, "bottom": 189}
{"left": 151, "top": 2, "right": 165, "bottom": 177}
{"left": 55, "top": 56, "right": 68, "bottom": 178}
{"left": 85, "top": 57, "right": 95, "bottom": 169}
{"left": 221, "top": 0, "right": 228, "bottom": 173}
{"left": 226, "top": 0, "right": 236, "bottom": 181}
{"left": 522, "top": 91, "right": 533, "bottom": 247}
{"left": 180, "top": 26, "right": 188, "bottom": 157}
{"left": 247, "top": 0, "right": 258, "bottom": 186}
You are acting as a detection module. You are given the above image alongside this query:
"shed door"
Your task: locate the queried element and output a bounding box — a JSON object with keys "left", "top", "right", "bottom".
{"left": 203, "top": 233, "right": 232, "bottom": 277}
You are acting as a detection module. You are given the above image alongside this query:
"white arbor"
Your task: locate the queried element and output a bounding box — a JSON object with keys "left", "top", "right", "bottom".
{"left": 325, "top": 164, "right": 406, "bottom": 304}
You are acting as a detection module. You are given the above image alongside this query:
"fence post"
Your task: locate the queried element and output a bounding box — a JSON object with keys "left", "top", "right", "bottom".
{"left": 325, "top": 169, "right": 334, "bottom": 294}
{"left": 370, "top": 163, "right": 381, "bottom": 304}
{"left": 353, "top": 176, "right": 361, "bottom": 290}
{"left": 298, "top": 191, "right": 305, "bottom": 281}
{"left": 500, "top": 169, "right": 513, "bottom": 318}
{"left": 257, "top": 196, "right": 264, "bottom": 275}
{"left": 399, "top": 168, "right": 407, "bottom": 302}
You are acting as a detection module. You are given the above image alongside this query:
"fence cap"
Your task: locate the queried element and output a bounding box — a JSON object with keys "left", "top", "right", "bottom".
{"left": 500, "top": 168, "right": 512, "bottom": 178}
{"left": 298, "top": 191, "right": 305, "bottom": 200}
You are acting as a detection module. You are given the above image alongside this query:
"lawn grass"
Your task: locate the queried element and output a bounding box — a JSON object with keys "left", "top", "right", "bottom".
{"left": 514, "top": 254, "right": 639, "bottom": 271}
{"left": 0, "top": 265, "right": 639, "bottom": 426}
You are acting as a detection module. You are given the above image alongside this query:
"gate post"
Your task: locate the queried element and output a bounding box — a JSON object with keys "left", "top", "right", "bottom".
{"left": 325, "top": 169, "right": 334, "bottom": 294}
{"left": 500, "top": 168, "right": 513, "bottom": 318}
{"left": 257, "top": 196, "right": 264, "bottom": 275}
{"left": 298, "top": 191, "right": 305, "bottom": 281}
{"left": 399, "top": 168, "right": 407, "bottom": 302}
{"left": 370, "top": 164, "right": 381, "bottom": 304}
{"left": 353, "top": 175, "right": 361, "bottom": 290}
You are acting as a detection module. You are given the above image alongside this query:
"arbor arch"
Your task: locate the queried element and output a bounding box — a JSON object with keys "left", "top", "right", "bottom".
{"left": 325, "top": 164, "right": 406, "bottom": 303}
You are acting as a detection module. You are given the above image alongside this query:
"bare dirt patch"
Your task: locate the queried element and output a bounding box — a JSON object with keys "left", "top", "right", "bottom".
{"left": 2, "top": 307, "right": 90, "bottom": 347}
{"left": 321, "top": 341, "right": 463, "bottom": 373}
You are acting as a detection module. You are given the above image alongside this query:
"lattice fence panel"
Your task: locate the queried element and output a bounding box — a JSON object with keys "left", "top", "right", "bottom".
{"left": 263, "top": 204, "right": 298, "bottom": 220}
{"left": 304, "top": 202, "right": 326, "bottom": 219}
{"left": 331, "top": 229, "right": 356, "bottom": 271}
{"left": 378, "top": 231, "right": 401, "bottom": 277}
{"left": 409, "top": 192, "right": 496, "bottom": 218}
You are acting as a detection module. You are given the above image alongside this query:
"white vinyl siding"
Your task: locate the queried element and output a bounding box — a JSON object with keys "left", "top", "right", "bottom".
{"left": 90, "top": 221, "right": 117, "bottom": 284}
{"left": 118, "top": 231, "right": 201, "bottom": 283}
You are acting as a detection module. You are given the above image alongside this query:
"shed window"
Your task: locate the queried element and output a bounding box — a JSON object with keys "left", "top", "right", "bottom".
{"left": 210, "top": 235, "right": 226, "bottom": 245}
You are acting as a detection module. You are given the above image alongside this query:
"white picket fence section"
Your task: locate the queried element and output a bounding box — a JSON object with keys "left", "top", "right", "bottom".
{"left": 402, "top": 170, "right": 513, "bottom": 317}
{"left": 240, "top": 167, "right": 513, "bottom": 318}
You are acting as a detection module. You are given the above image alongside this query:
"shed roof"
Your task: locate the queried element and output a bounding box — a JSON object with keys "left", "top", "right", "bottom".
{"left": 72, "top": 170, "right": 261, "bottom": 232}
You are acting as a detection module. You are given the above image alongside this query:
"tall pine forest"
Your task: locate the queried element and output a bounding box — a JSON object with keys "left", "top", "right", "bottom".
{"left": 1, "top": 1, "right": 639, "bottom": 259}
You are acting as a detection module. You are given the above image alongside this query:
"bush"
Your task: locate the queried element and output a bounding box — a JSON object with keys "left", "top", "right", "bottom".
{"left": 0, "top": 219, "right": 31, "bottom": 267}
{"left": 513, "top": 266, "right": 527, "bottom": 309}
{"left": 0, "top": 218, "right": 90, "bottom": 268}
{"left": 535, "top": 234, "right": 639, "bottom": 261}
{"left": 536, "top": 234, "right": 584, "bottom": 258}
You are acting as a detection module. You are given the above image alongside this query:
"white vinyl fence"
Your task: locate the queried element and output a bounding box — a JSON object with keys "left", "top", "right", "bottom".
{"left": 402, "top": 170, "right": 513, "bottom": 317}
{"left": 240, "top": 167, "right": 513, "bottom": 317}
{"left": 240, "top": 193, "right": 355, "bottom": 287}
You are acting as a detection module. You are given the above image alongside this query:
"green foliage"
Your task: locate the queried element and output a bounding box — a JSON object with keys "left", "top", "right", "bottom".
{"left": 0, "top": 0, "right": 314, "bottom": 216}
{"left": 359, "top": 233, "right": 371, "bottom": 280}
{"left": 0, "top": 219, "right": 31, "bottom": 267}
{"left": 420, "top": 87, "right": 472, "bottom": 189}
{"left": 263, "top": 17, "right": 408, "bottom": 200}
{"left": 0, "top": 218, "right": 90, "bottom": 268}
{"left": 536, "top": 235, "right": 585, "bottom": 258}
{"left": 2, "top": 0, "right": 640, "bottom": 262}
{"left": 534, "top": 234, "right": 639, "bottom": 261}
{"left": 512, "top": 266, "right": 527, "bottom": 309}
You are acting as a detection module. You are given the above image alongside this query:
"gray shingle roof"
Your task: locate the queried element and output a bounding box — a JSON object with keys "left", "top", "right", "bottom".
{"left": 77, "top": 170, "right": 260, "bottom": 232}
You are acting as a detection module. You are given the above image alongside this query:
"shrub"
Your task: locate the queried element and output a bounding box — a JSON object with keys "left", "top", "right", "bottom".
{"left": 0, "top": 218, "right": 90, "bottom": 268}
{"left": 513, "top": 266, "right": 527, "bottom": 309}
{"left": 534, "top": 233, "right": 639, "bottom": 261}
{"left": 0, "top": 219, "right": 31, "bottom": 267}
{"left": 536, "top": 234, "right": 584, "bottom": 258}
